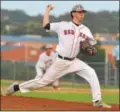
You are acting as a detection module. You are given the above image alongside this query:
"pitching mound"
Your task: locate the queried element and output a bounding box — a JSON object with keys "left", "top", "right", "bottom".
{"left": 1, "top": 95, "right": 119, "bottom": 111}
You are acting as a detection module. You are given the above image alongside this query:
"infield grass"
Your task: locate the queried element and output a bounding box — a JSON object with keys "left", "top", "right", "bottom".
{"left": 1, "top": 80, "right": 119, "bottom": 104}
{"left": 14, "top": 91, "right": 119, "bottom": 104}
{"left": 1, "top": 80, "right": 119, "bottom": 89}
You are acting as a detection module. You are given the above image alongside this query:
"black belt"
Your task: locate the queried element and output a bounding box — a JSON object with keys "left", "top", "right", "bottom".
{"left": 58, "top": 54, "right": 75, "bottom": 61}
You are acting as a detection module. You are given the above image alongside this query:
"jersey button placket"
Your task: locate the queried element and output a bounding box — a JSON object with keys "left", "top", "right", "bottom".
{"left": 70, "top": 27, "right": 79, "bottom": 58}
{"left": 70, "top": 25, "right": 76, "bottom": 58}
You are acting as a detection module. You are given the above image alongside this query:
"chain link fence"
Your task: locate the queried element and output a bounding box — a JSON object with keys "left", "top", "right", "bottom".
{"left": 1, "top": 60, "right": 119, "bottom": 87}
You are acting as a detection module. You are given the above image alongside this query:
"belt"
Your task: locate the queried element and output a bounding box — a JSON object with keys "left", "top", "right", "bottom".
{"left": 58, "top": 54, "right": 75, "bottom": 61}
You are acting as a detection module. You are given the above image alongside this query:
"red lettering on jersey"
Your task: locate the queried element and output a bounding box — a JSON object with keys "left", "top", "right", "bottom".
{"left": 79, "top": 32, "right": 83, "bottom": 37}
{"left": 64, "top": 30, "right": 67, "bottom": 35}
{"left": 86, "top": 36, "right": 89, "bottom": 39}
{"left": 79, "top": 32, "right": 89, "bottom": 39}
{"left": 71, "top": 30, "right": 74, "bottom": 35}
{"left": 83, "top": 34, "right": 85, "bottom": 38}
{"left": 79, "top": 32, "right": 81, "bottom": 37}
{"left": 64, "top": 29, "right": 74, "bottom": 35}
{"left": 68, "top": 30, "right": 71, "bottom": 34}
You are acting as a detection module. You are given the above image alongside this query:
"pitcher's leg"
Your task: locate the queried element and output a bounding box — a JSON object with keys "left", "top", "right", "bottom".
{"left": 19, "top": 65, "right": 61, "bottom": 92}
{"left": 76, "top": 67, "right": 102, "bottom": 102}
{"left": 19, "top": 79, "right": 42, "bottom": 93}
{"left": 6, "top": 57, "right": 70, "bottom": 94}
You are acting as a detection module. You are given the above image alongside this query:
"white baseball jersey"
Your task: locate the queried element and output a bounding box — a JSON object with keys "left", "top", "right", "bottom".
{"left": 35, "top": 51, "right": 56, "bottom": 71}
{"left": 48, "top": 21, "right": 96, "bottom": 58}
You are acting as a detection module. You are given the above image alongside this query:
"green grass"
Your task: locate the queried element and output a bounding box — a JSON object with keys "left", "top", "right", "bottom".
{"left": 1, "top": 80, "right": 13, "bottom": 86}
{"left": 1, "top": 80, "right": 119, "bottom": 89}
{"left": 14, "top": 91, "right": 119, "bottom": 104}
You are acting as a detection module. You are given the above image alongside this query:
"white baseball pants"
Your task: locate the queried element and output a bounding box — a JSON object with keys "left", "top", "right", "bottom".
{"left": 35, "top": 67, "right": 59, "bottom": 87}
{"left": 19, "top": 57, "right": 101, "bottom": 102}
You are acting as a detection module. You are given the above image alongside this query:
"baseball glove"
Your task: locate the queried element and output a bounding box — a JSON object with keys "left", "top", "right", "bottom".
{"left": 80, "top": 40, "right": 97, "bottom": 56}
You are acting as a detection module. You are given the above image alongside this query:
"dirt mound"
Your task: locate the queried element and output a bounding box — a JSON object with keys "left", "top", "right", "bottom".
{"left": 1, "top": 95, "right": 119, "bottom": 111}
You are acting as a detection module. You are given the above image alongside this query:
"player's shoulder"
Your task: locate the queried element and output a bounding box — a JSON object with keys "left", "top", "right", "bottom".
{"left": 39, "top": 52, "right": 46, "bottom": 58}
{"left": 81, "top": 24, "right": 90, "bottom": 31}
{"left": 60, "top": 21, "right": 70, "bottom": 25}
{"left": 54, "top": 21, "right": 72, "bottom": 27}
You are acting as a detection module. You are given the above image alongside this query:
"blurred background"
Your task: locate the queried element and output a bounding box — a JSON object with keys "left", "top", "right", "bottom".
{"left": 1, "top": 1, "right": 119, "bottom": 88}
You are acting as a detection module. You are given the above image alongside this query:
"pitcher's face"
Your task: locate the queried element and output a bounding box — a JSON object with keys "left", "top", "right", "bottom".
{"left": 73, "top": 11, "right": 86, "bottom": 22}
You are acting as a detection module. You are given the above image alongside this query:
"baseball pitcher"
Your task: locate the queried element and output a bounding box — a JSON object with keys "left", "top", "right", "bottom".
{"left": 6, "top": 4, "right": 111, "bottom": 108}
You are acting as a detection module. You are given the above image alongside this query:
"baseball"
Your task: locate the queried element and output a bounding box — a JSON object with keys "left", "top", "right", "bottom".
{"left": 48, "top": 4, "right": 54, "bottom": 10}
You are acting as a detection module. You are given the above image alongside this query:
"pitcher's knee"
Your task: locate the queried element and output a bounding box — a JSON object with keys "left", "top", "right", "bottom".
{"left": 88, "top": 67, "right": 96, "bottom": 74}
{"left": 35, "top": 78, "right": 53, "bottom": 86}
